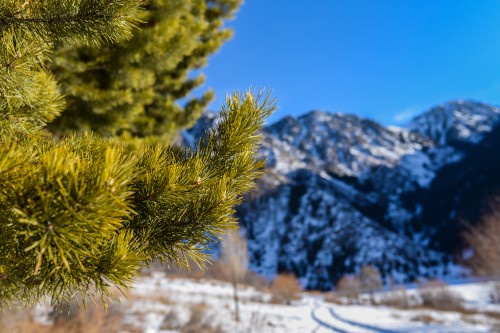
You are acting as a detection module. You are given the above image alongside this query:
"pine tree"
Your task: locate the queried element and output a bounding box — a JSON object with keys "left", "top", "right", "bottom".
{"left": 0, "top": 0, "right": 273, "bottom": 308}
{"left": 48, "top": 0, "right": 241, "bottom": 144}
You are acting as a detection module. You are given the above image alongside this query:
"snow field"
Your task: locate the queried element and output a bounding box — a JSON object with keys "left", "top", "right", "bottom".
{"left": 108, "top": 273, "right": 500, "bottom": 333}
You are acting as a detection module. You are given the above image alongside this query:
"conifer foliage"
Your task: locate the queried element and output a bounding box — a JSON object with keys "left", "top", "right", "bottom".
{"left": 0, "top": 0, "right": 273, "bottom": 307}
{"left": 49, "top": 0, "right": 241, "bottom": 143}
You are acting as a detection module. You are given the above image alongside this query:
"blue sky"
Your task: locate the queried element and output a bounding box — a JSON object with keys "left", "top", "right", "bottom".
{"left": 197, "top": 0, "right": 500, "bottom": 125}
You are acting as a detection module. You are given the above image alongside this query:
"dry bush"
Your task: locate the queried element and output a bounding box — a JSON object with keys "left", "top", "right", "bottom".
{"left": 359, "top": 265, "right": 383, "bottom": 294}
{"left": 410, "top": 313, "right": 442, "bottom": 324}
{"left": 160, "top": 309, "right": 182, "bottom": 331}
{"left": 324, "top": 292, "right": 343, "bottom": 305}
{"left": 463, "top": 195, "right": 500, "bottom": 279}
{"left": 219, "top": 230, "right": 249, "bottom": 322}
{"left": 130, "top": 292, "right": 173, "bottom": 305}
{"left": 0, "top": 307, "right": 31, "bottom": 333}
{"left": 460, "top": 313, "right": 484, "bottom": 326}
{"left": 490, "top": 282, "right": 500, "bottom": 304}
{"left": 418, "top": 280, "right": 463, "bottom": 311}
{"left": 248, "top": 295, "right": 263, "bottom": 303}
{"left": 335, "top": 275, "right": 362, "bottom": 300}
{"left": 147, "top": 258, "right": 206, "bottom": 279}
{"left": 270, "top": 274, "right": 302, "bottom": 305}
{"left": 244, "top": 270, "right": 271, "bottom": 291}
{"left": 0, "top": 301, "right": 124, "bottom": 333}
{"left": 201, "top": 260, "right": 230, "bottom": 281}
{"left": 145, "top": 249, "right": 270, "bottom": 295}
{"left": 180, "top": 303, "right": 224, "bottom": 333}
{"left": 484, "top": 310, "right": 500, "bottom": 321}
{"left": 490, "top": 322, "right": 500, "bottom": 333}
{"left": 247, "top": 311, "right": 267, "bottom": 332}
{"left": 161, "top": 256, "right": 270, "bottom": 290}
{"left": 379, "top": 287, "right": 411, "bottom": 309}
{"left": 199, "top": 259, "right": 270, "bottom": 293}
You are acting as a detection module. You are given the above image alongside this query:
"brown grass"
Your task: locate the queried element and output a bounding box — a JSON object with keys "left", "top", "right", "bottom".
{"left": 324, "top": 292, "right": 343, "bottom": 305}
{"left": 180, "top": 303, "right": 224, "bottom": 333}
{"left": 379, "top": 287, "right": 413, "bottom": 309}
{"left": 417, "top": 280, "right": 464, "bottom": 311}
{"left": 0, "top": 302, "right": 124, "bottom": 333}
{"left": 410, "top": 313, "right": 442, "bottom": 324}
{"left": 160, "top": 309, "right": 182, "bottom": 331}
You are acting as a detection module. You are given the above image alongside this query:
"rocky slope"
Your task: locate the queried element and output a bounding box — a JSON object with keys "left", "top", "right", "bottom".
{"left": 184, "top": 100, "right": 500, "bottom": 290}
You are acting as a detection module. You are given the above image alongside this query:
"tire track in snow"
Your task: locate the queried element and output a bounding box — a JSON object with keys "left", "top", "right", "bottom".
{"left": 327, "top": 307, "right": 399, "bottom": 333}
{"left": 310, "top": 304, "right": 350, "bottom": 333}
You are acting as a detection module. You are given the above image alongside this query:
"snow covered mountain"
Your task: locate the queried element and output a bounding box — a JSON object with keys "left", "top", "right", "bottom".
{"left": 184, "top": 100, "right": 500, "bottom": 290}
{"left": 409, "top": 100, "right": 500, "bottom": 146}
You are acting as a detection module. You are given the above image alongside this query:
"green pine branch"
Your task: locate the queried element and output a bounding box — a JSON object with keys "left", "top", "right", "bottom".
{"left": 0, "top": 92, "right": 275, "bottom": 307}
{"left": 0, "top": 0, "right": 143, "bottom": 46}
{"left": 0, "top": 0, "right": 272, "bottom": 309}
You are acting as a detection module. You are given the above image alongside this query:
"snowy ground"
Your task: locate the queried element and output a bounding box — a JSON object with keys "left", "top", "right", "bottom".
{"left": 64, "top": 272, "right": 500, "bottom": 333}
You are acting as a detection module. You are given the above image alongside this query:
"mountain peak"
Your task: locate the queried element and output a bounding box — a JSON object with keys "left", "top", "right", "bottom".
{"left": 409, "top": 100, "right": 500, "bottom": 146}
{"left": 264, "top": 109, "right": 431, "bottom": 178}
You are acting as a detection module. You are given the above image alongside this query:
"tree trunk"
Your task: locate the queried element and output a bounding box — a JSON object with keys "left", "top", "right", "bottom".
{"left": 232, "top": 280, "right": 240, "bottom": 322}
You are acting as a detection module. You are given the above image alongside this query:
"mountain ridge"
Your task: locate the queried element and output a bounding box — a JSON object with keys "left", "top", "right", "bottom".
{"left": 184, "top": 99, "right": 500, "bottom": 289}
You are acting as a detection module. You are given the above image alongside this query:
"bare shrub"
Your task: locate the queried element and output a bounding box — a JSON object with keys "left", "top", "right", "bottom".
{"left": 359, "top": 265, "right": 383, "bottom": 294}
{"left": 57, "top": 301, "right": 123, "bottom": 333}
{"left": 410, "top": 313, "right": 442, "bottom": 324}
{"left": 490, "top": 282, "right": 500, "bottom": 304}
{"left": 380, "top": 287, "right": 410, "bottom": 309}
{"left": 463, "top": 195, "right": 500, "bottom": 279}
{"left": 201, "top": 260, "right": 230, "bottom": 281}
{"left": 324, "top": 292, "right": 343, "bottom": 304}
{"left": 270, "top": 274, "right": 302, "bottom": 305}
{"left": 490, "top": 322, "right": 500, "bottom": 333}
{"left": 219, "top": 229, "right": 249, "bottom": 322}
{"left": 1, "top": 301, "right": 124, "bottom": 333}
{"left": 418, "top": 280, "right": 463, "bottom": 310}
{"left": 149, "top": 258, "right": 206, "bottom": 279}
{"left": 249, "top": 294, "right": 267, "bottom": 303}
{"left": 247, "top": 311, "right": 267, "bottom": 332}
{"left": 180, "top": 303, "right": 224, "bottom": 333}
{"left": 461, "top": 313, "right": 484, "bottom": 326}
{"left": 335, "top": 275, "right": 362, "bottom": 300}
{"left": 131, "top": 293, "right": 173, "bottom": 305}
{"left": 160, "top": 309, "right": 182, "bottom": 331}
{"left": 0, "top": 307, "right": 31, "bottom": 333}
{"left": 484, "top": 310, "right": 500, "bottom": 321}
{"left": 244, "top": 270, "right": 271, "bottom": 291}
